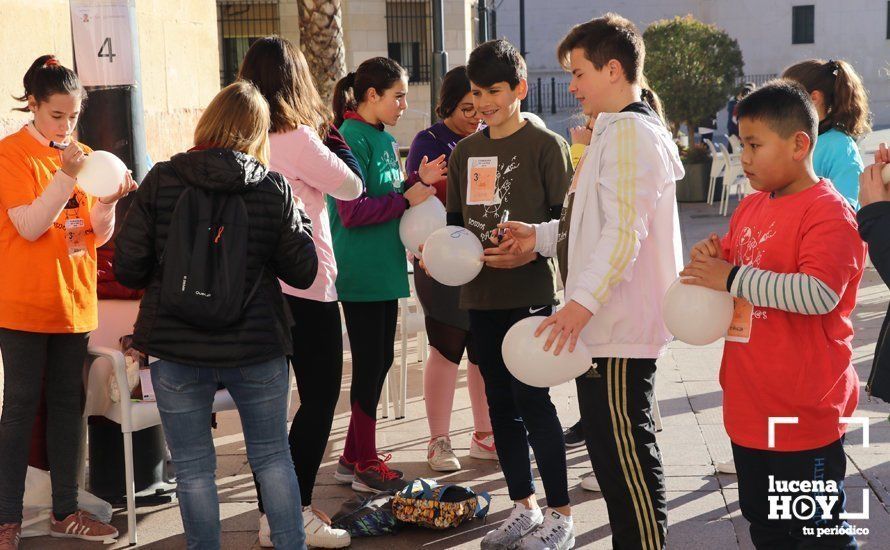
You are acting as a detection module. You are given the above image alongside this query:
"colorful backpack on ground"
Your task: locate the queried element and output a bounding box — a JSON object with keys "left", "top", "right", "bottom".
{"left": 330, "top": 491, "right": 398, "bottom": 537}
{"left": 392, "top": 479, "right": 491, "bottom": 530}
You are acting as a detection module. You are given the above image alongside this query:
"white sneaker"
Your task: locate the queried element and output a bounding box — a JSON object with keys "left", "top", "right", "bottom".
{"left": 716, "top": 459, "right": 737, "bottom": 474}
{"left": 481, "top": 503, "right": 544, "bottom": 550}
{"left": 518, "top": 509, "right": 575, "bottom": 550}
{"left": 303, "top": 507, "right": 351, "bottom": 548}
{"left": 258, "top": 514, "right": 272, "bottom": 548}
{"left": 580, "top": 472, "right": 600, "bottom": 492}
{"left": 428, "top": 436, "right": 461, "bottom": 472}
{"left": 469, "top": 432, "right": 498, "bottom": 460}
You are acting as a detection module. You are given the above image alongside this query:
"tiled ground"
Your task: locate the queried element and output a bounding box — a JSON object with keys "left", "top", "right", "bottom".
{"left": 26, "top": 202, "right": 890, "bottom": 549}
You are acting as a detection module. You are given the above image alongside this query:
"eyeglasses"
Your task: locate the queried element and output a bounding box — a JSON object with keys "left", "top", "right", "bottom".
{"left": 459, "top": 106, "right": 478, "bottom": 118}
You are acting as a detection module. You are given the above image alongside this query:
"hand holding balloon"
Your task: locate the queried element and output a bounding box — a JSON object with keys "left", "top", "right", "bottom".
{"left": 99, "top": 170, "right": 138, "bottom": 204}
{"left": 76, "top": 151, "right": 128, "bottom": 198}
{"left": 404, "top": 181, "right": 436, "bottom": 206}
{"left": 858, "top": 143, "right": 890, "bottom": 208}
{"left": 534, "top": 301, "right": 593, "bottom": 355}
{"left": 679, "top": 255, "right": 735, "bottom": 292}
{"left": 690, "top": 233, "right": 722, "bottom": 261}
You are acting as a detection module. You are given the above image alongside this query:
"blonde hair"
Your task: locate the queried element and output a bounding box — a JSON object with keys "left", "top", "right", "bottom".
{"left": 194, "top": 81, "right": 271, "bottom": 165}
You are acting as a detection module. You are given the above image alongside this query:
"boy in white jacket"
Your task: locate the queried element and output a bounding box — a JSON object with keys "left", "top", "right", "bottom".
{"left": 499, "top": 14, "right": 684, "bottom": 549}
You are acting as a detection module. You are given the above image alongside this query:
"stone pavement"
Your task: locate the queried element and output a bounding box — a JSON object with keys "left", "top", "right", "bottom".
{"left": 25, "top": 202, "right": 890, "bottom": 549}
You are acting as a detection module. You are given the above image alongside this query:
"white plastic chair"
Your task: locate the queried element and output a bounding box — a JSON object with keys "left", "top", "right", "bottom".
{"left": 717, "top": 143, "right": 749, "bottom": 216}
{"left": 728, "top": 134, "right": 743, "bottom": 155}
{"left": 83, "top": 299, "right": 292, "bottom": 545}
{"left": 703, "top": 138, "right": 726, "bottom": 205}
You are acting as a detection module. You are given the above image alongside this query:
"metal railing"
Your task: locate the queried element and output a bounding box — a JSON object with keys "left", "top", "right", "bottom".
{"left": 217, "top": 0, "right": 280, "bottom": 86}
{"left": 735, "top": 73, "right": 777, "bottom": 88}
{"left": 385, "top": 0, "right": 432, "bottom": 84}
{"left": 527, "top": 77, "right": 577, "bottom": 114}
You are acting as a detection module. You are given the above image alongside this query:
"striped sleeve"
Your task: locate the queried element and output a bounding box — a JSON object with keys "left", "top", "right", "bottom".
{"left": 569, "top": 118, "right": 661, "bottom": 316}
{"left": 729, "top": 264, "right": 841, "bottom": 315}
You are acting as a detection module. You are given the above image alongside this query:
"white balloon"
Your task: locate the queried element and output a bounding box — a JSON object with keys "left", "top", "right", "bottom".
{"left": 662, "top": 278, "right": 734, "bottom": 345}
{"left": 77, "top": 151, "right": 127, "bottom": 198}
{"left": 399, "top": 197, "right": 446, "bottom": 255}
{"left": 502, "top": 316, "right": 592, "bottom": 388}
{"left": 422, "top": 226, "right": 484, "bottom": 286}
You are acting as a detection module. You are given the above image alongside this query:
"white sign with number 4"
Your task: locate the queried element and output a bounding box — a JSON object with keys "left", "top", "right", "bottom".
{"left": 70, "top": 0, "right": 135, "bottom": 87}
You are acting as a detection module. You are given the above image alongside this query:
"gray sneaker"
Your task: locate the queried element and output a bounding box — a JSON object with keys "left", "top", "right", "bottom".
{"left": 333, "top": 456, "right": 355, "bottom": 484}
{"left": 518, "top": 510, "right": 575, "bottom": 549}
{"left": 351, "top": 459, "right": 409, "bottom": 494}
{"left": 481, "top": 504, "right": 544, "bottom": 550}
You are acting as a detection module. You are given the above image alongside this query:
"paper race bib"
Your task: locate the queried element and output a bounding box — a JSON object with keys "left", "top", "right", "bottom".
{"left": 725, "top": 297, "right": 753, "bottom": 343}
{"left": 65, "top": 218, "right": 87, "bottom": 257}
{"left": 466, "top": 156, "right": 500, "bottom": 205}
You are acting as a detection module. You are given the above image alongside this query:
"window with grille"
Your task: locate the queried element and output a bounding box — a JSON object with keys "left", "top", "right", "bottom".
{"left": 217, "top": 0, "right": 280, "bottom": 86}
{"left": 385, "top": 0, "right": 432, "bottom": 84}
{"left": 792, "top": 5, "right": 815, "bottom": 44}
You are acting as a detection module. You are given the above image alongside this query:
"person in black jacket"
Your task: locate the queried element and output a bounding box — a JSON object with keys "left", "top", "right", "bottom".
{"left": 114, "top": 81, "right": 317, "bottom": 550}
{"left": 857, "top": 142, "right": 890, "bottom": 403}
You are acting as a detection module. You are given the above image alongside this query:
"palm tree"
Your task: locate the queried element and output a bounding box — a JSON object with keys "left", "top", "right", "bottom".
{"left": 299, "top": 0, "right": 346, "bottom": 104}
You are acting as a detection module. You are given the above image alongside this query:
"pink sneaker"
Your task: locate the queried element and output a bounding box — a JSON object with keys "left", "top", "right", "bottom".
{"left": 0, "top": 523, "right": 20, "bottom": 550}
{"left": 50, "top": 510, "right": 118, "bottom": 541}
{"left": 469, "top": 432, "right": 498, "bottom": 460}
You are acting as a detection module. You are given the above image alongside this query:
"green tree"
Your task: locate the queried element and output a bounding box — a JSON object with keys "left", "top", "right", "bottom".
{"left": 644, "top": 16, "right": 744, "bottom": 140}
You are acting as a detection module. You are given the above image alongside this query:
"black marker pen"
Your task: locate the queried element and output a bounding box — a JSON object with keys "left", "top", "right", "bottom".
{"left": 49, "top": 141, "right": 68, "bottom": 151}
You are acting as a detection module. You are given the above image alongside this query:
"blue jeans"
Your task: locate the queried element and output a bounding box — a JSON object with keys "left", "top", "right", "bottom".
{"left": 152, "top": 357, "right": 305, "bottom": 550}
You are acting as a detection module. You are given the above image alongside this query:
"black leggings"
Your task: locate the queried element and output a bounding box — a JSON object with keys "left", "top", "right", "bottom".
{"left": 342, "top": 300, "right": 398, "bottom": 419}
{"left": 424, "top": 316, "right": 478, "bottom": 365}
{"left": 255, "top": 296, "right": 343, "bottom": 509}
{"left": 0, "top": 329, "right": 89, "bottom": 523}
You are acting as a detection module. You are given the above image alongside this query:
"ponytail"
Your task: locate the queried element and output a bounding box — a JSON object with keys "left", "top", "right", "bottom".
{"left": 639, "top": 76, "right": 665, "bottom": 124}
{"left": 782, "top": 58, "right": 871, "bottom": 138}
{"left": 332, "top": 58, "right": 407, "bottom": 128}
{"left": 332, "top": 71, "right": 357, "bottom": 127}
{"left": 12, "top": 55, "right": 85, "bottom": 113}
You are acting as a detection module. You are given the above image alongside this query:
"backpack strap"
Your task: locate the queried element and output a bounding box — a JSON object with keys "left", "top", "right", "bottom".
{"left": 474, "top": 492, "right": 491, "bottom": 518}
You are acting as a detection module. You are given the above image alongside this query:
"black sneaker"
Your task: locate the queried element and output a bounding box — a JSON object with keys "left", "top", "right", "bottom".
{"left": 563, "top": 421, "right": 585, "bottom": 449}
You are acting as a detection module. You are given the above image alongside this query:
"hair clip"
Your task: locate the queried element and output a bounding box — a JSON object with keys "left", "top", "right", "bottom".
{"left": 43, "top": 57, "right": 60, "bottom": 68}
{"left": 827, "top": 59, "right": 839, "bottom": 76}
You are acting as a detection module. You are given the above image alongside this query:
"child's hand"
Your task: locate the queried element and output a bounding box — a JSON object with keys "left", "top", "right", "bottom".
{"left": 690, "top": 233, "right": 722, "bottom": 261}
{"left": 482, "top": 247, "right": 536, "bottom": 269}
{"left": 859, "top": 143, "right": 890, "bottom": 208}
{"left": 491, "top": 220, "right": 536, "bottom": 254}
{"left": 569, "top": 125, "right": 592, "bottom": 146}
{"left": 404, "top": 182, "right": 436, "bottom": 206}
{"left": 60, "top": 143, "right": 87, "bottom": 179}
{"left": 679, "top": 256, "right": 734, "bottom": 292}
{"left": 99, "top": 170, "right": 138, "bottom": 204}
{"left": 418, "top": 154, "right": 447, "bottom": 184}
{"left": 534, "top": 301, "right": 593, "bottom": 355}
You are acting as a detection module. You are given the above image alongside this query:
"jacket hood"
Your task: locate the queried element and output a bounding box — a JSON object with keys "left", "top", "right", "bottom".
{"left": 168, "top": 149, "right": 268, "bottom": 194}
{"left": 593, "top": 111, "right": 685, "bottom": 183}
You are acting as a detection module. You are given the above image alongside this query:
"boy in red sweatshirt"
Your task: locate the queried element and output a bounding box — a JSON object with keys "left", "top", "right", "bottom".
{"left": 681, "top": 81, "right": 865, "bottom": 549}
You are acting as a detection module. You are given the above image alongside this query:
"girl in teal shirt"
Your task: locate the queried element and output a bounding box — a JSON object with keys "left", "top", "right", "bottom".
{"left": 329, "top": 57, "right": 445, "bottom": 493}
{"left": 784, "top": 59, "right": 871, "bottom": 209}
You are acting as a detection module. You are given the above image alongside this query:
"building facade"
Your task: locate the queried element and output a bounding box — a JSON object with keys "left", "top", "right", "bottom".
{"left": 496, "top": 0, "right": 890, "bottom": 136}
{"left": 0, "top": 0, "right": 220, "bottom": 162}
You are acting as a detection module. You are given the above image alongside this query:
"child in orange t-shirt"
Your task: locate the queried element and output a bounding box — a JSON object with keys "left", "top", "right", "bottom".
{"left": 0, "top": 55, "right": 134, "bottom": 545}
{"left": 681, "top": 81, "right": 865, "bottom": 548}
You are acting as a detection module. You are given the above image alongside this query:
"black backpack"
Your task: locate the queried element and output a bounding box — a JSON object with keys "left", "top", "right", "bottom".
{"left": 160, "top": 185, "right": 262, "bottom": 328}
